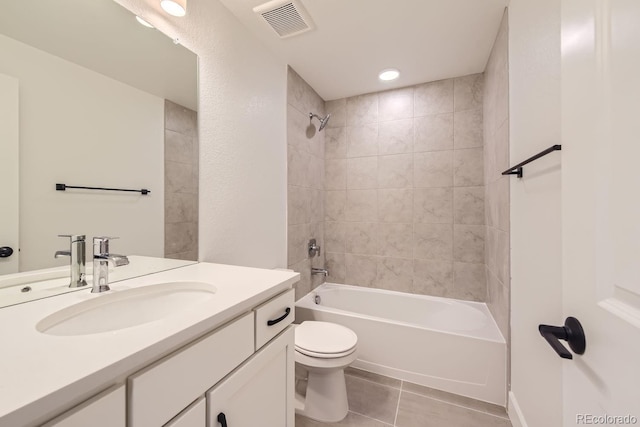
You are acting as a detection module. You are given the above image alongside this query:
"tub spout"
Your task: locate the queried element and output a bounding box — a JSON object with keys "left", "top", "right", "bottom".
{"left": 311, "top": 268, "right": 329, "bottom": 277}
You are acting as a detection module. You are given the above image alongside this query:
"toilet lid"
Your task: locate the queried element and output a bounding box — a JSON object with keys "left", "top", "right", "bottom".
{"left": 295, "top": 321, "right": 357, "bottom": 358}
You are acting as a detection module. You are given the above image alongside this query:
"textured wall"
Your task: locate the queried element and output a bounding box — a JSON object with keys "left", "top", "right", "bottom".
{"left": 508, "top": 0, "right": 563, "bottom": 425}
{"left": 286, "top": 67, "right": 326, "bottom": 300}
{"left": 483, "top": 9, "right": 511, "bottom": 400}
{"left": 117, "top": 0, "right": 287, "bottom": 269}
{"left": 165, "top": 100, "right": 198, "bottom": 261}
{"left": 484, "top": 12, "right": 511, "bottom": 345}
{"left": 323, "top": 77, "right": 486, "bottom": 301}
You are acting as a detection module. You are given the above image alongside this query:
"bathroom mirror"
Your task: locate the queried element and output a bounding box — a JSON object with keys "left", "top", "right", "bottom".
{"left": 0, "top": 0, "right": 198, "bottom": 306}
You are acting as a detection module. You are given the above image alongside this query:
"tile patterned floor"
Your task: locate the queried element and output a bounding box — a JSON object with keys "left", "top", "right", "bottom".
{"left": 296, "top": 368, "right": 512, "bottom": 427}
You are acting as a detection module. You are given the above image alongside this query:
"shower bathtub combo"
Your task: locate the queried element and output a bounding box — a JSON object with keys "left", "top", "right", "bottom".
{"left": 295, "top": 283, "right": 506, "bottom": 406}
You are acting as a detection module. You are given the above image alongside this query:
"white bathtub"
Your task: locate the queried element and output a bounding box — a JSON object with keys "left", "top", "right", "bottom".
{"left": 295, "top": 283, "right": 506, "bottom": 405}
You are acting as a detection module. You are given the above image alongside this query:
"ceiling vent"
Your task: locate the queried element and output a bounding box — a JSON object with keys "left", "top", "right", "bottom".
{"left": 253, "top": 0, "right": 315, "bottom": 39}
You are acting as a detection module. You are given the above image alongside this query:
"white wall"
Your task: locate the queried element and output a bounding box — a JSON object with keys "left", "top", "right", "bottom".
{"left": 0, "top": 74, "right": 20, "bottom": 275}
{"left": 0, "top": 34, "right": 164, "bottom": 271}
{"left": 508, "top": 1, "right": 563, "bottom": 426}
{"left": 116, "top": 0, "right": 288, "bottom": 269}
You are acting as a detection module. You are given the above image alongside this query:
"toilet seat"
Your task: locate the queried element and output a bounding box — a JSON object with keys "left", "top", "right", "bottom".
{"left": 296, "top": 347, "right": 355, "bottom": 358}
{"left": 295, "top": 321, "right": 358, "bottom": 359}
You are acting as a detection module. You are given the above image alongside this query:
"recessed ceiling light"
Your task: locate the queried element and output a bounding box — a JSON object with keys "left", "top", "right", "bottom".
{"left": 135, "top": 16, "right": 154, "bottom": 28}
{"left": 379, "top": 68, "right": 400, "bottom": 81}
{"left": 160, "top": 0, "right": 187, "bottom": 17}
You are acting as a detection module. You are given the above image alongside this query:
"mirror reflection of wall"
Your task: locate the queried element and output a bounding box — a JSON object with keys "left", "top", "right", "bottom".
{"left": 164, "top": 101, "right": 199, "bottom": 261}
{"left": 0, "top": 0, "right": 198, "bottom": 276}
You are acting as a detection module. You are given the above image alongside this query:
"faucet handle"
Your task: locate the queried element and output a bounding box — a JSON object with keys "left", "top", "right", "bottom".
{"left": 93, "top": 236, "right": 118, "bottom": 255}
{"left": 55, "top": 235, "right": 85, "bottom": 258}
{"left": 308, "top": 238, "right": 321, "bottom": 257}
{"left": 58, "top": 234, "right": 86, "bottom": 242}
{"left": 54, "top": 250, "right": 71, "bottom": 259}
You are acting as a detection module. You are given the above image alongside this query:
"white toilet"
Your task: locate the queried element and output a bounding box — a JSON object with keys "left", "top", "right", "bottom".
{"left": 294, "top": 321, "right": 358, "bottom": 423}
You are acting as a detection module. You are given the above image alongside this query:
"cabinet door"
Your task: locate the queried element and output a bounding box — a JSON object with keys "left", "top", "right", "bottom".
{"left": 207, "top": 327, "right": 294, "bottom": 427}
{"left": 42, "top": 385, "right": 125, "bottom": 427}
{"left": 129, "top": 313, "right": 254, "bottom": 427}
{"left": 165, "top": 397, "right": 205, "bottom": 427}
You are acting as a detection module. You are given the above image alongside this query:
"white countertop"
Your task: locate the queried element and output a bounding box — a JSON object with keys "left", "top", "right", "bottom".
{"left": 0, "top": 262, "right": 299, "bottom": 427}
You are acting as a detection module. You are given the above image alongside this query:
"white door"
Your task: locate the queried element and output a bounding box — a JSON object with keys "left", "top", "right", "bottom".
{"left": 0, "top": 74, "right": 19, "bottom": 274}
{"left": 562, "top": 0, "right": 640, "bottom": 425}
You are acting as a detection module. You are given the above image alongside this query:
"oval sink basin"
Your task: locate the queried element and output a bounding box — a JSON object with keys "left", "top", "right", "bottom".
{"left": 37, "top": 282, "right": 217, "bottom": 336}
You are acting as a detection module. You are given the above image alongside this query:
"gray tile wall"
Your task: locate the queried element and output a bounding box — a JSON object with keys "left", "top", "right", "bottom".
{"left": 483, "top": 11, "right": 510, "bottom": 346}
{"left": 165, "top": 100, "right": 198, "bottom": 260}
{"left": 287, "top": 67, "right": 326, "bottom": 300}
{"left": 323, "top": 76, "right": 486, "bottom": 301}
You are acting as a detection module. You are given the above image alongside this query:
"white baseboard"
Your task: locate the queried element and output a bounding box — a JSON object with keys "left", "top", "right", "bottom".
{"left": 508, "top": 391, "right": 528, "bottom": 427}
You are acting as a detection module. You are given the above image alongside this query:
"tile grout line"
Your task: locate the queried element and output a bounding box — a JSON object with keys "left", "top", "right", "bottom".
{"left": 411, "top": 105, "right": 417, "bottom": 292}
{"left": 346, "top": 410, "right": 394, "bottom": 427}
{"left": 451, "top": 102, "right": 457, "bottom": 298}
{"left": 400, "top": 388, "right": 510, "bottom": 420}
{"left": 450, "top": 120, "right": 457, "bottom": 293}
{"left": 393, "top": 381, "right": 405, "bottom": 426}
{"left": 344, "top": 372, "right": 402, "bottom": 391}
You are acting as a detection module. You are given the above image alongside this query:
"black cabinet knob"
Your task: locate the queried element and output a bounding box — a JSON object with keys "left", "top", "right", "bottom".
{"left": 0, "top": 247, "right": 14, "bottom": 258}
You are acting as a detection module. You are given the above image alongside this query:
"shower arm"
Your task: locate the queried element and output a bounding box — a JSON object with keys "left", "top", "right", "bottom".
{"left": 309, "top": 111, "right": 331, "bottom": 131}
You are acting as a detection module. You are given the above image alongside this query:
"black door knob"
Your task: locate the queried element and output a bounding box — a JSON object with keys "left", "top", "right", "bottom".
{"left": 0, "top": 247, "right": 14, "bottom": 258}
{"left": 539, "top": 316, "right": 586, "bottom": 359}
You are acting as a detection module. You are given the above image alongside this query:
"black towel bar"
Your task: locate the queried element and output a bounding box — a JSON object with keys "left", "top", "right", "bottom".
{"left": 502, "top": 145, "right": 562, "bottom": 178}
{"left": 56, "top": 183, "right": 150, "bottom": 195}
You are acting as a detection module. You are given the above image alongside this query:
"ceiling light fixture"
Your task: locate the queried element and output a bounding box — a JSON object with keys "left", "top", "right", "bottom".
{"left": 160, "top": 0, "right": 187, "bottom": 17}
{"left": 379, "top": 68, "right": 400, "bottom": 81}
{"left": 135, "top": 16, "right": 155, "bottom": 28}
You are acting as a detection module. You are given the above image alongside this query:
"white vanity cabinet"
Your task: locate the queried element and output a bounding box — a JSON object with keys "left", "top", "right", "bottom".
{"left": 127, "top": 288, "right": 295, "bottom": 427}
{"left": 165, "top": 398, "right": 206, "bottom": 427}
{"left": 128, "top": 313, "right": 255, "bottom": 426}
{"left": 207, "top": 327, "right": 295, "bottom": 427}
{"left": 41, "top": 385, "right": 125, "bottom": 427}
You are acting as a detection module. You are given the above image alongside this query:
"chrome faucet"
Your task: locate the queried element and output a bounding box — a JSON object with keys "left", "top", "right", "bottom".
{"left": 92, "top": 237, "right": 129, "bottom": 293}
{"left": 311, "top": 268, "right": 329, "bottom": 277}
{"left": 54, "top": 234, "right": 88, "bottom": 288}
{"left": 308, "top": 239, "right": 321, "bottom": 258}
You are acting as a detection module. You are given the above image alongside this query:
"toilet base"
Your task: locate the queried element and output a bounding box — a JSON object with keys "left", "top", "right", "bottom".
{"left": 295, "top": 367, "right": 349, "bottom": 423}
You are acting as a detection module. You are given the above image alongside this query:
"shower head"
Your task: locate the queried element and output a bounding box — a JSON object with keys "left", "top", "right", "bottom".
{"left": 309, "top": 112, "right": 331, "bottom": 131}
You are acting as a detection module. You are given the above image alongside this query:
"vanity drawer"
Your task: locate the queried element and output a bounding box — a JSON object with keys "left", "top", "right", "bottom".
{"left": 42, "top": 385, "right": 125, "bottom": 427}
{"left": 128, "top": 312, "right": 254, "bottom": 427}
{"left": 254, "top": 288, "right": 295, "bottom": 349}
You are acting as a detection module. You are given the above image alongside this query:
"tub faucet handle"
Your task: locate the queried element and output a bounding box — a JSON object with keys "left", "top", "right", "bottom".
{"left": 308, "top": 238, "right": 321, "bottom": 257}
